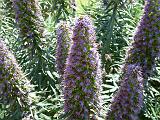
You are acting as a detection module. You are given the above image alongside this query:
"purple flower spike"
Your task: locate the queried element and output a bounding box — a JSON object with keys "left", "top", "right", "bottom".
{"left": 12, "top": 0, "right": 44, "bottom": 41}
{"left": 125, "top": 0, "right": 160, "bottom": 75}
{"left": 56, "top": 22, "right": 72, "bottom": 78}
{"left": 106, "top": 64, "right": 144, "bottom": 120}
{"left": 0, "top": 39, "right": 31, "bottom": 105}
{"left": 63, "top": 16, "right": 102, "bottom": 119}
{"left": 106, "top": 1, "right": 160, "bottom": 119}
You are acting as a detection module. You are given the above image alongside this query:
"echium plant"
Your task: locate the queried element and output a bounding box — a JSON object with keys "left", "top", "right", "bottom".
{"left": 12, "top": 0, "right": 44, "bottom": 39}
{"left": 106, "top": 64, "right": 144, "bottom": 120}
{"left": 106, "top": 0, "right": 160, "bottom": 119}
{"left": 63, "top": 16, "right": 102, "bottom": 120}
{"left": 125, "top": 0, "right": 160, "bottom": 75}
{"left": 12, "top": 0, "right": 52, "bottom": 90}
{"left": 56, "top": 22, "right": 72, "bottom": 79}
{"left": 12, "top": 0, "right": 44, "bottom": 58}
{"left": 0, "top": 39, "right": 31, "bottom": 114}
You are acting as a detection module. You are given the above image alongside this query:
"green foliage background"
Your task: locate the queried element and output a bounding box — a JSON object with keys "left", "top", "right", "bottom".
{"left": 0, "top": 0, "right": 159, "bottom": 119}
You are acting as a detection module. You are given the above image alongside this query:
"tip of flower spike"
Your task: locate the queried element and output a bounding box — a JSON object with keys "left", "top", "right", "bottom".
{"left": 75, "top": 16, "right": 92, "bottom": 28}
{"left": 56, "top": 21, "right": 72, "bottom": 38}
{"left": 106, "top": 64, "right": 144, "bottom": 120}
{"left": 72, "top": 16, "right": 95, "bottom": 43}
{"left": 57, "top": 21, "right": 68, "bottom": 30}
{"left": 0, "top": 39, "right": 33, "bottom": 105}
{"left": 0, "top": 39, "right": 5, "bottom": 46}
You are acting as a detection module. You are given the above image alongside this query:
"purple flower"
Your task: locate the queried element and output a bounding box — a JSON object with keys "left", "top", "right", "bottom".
{"left": 12, "top": 0, "right": 44, "bottom": 45}
{"left": 56, "top": 22, "right": 72, "bottom": 78}
{"left": 106, "top": 1, "right": 160, "bottom": 119}
{"left": 0, "top": 39, "right": 31, "bottom": 105}
{"left": 106, "top": 64, "right": 144, "bottom": 120}
{"left": 125, "top": 0, "right": 160, "bottom": 75}
{"left": 63, "top": 16, "right": 102, "bottom": 119}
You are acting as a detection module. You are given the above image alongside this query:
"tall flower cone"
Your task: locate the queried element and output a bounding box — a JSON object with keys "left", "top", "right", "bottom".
{"left": 125, "top": 0, "right": 160, "bottom": 74}
{"left": 0, "top": 39, "right": 31, "bottom": 105}
{"left": 63, "top": 16, "right": 102, "bottom": 119}
{"left": 106, "top": 0, "right": 160, "bottom": 119}
{"left": 12, "top": 0, "right": 44, "bottom": 38}
{"left": 106, "top": 64, "right": 144, "bottom": 120}
{"left": 56, "top": 22, "right": 72, "bottom": 79}
{"left": 12, "top": 0, "right": 50, "bottom": 89}
{"left": 12, "top": 0, "right": 44, "bottom": 57}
